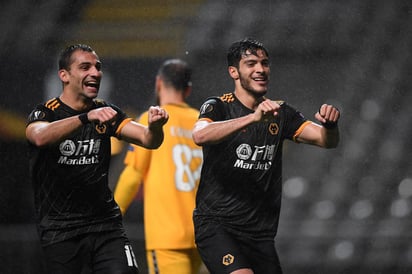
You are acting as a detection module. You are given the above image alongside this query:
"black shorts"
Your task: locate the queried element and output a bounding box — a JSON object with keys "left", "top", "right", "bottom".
{"left": 194, "top": 218, "right": 282, "bottom": 274}
{"left": 43, "top": 230, "right": 139, "bottom": 274}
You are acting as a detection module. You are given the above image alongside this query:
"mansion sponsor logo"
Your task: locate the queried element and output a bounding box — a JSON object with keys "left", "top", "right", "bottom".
{"left": 58, "top": 139, "right": 101, "bottom": 165}
{"left": 58, "top": 155, "right": 99, "bottom": 165}
{"left": 234, "top": 143, "right": 275, "bottom": 170}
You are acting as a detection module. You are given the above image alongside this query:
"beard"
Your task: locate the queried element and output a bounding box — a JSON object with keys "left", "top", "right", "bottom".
{"left": 239, "top": 74, "right": 268, "bottom": 98}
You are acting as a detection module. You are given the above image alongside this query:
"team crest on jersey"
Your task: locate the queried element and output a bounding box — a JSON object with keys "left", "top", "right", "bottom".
{"left": 269, "top": 122, "right": 279, "bottom": 135}
{"left": 222, "top": 254, "right": 235, "bottom": 266}
{"left": 95, "top": 123, "right": 107, "bottom": 134}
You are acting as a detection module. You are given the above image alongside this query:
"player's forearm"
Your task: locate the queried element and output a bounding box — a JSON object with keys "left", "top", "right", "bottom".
{"left": 144, "top": 125, "right": 165, "bottom": 149}
{"left": 120, "top": 121, "right": 165, "bottom": 149}
{"left": 321, "top": 126, "right": 340, "bottom": 148}
{"left": 138, "top": 105, "right": 168, "bottom": 149}
{"left": 193, "top": 113, "right": 255, "bottom": 145}
{"left": 26, "top": 115, "right": 83, "bottom": 147}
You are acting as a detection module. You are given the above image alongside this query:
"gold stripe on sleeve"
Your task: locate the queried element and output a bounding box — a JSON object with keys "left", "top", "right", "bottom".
{"left": 293, "top": 121, "right": 312, "bottom": 142}
{"left": 115, "top": 118, "right": 133, "bottom": 136}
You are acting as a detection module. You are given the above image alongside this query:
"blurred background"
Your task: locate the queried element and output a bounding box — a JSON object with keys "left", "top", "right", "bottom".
{"left": 1, "top": 0, "right": 412, "bottom": 273}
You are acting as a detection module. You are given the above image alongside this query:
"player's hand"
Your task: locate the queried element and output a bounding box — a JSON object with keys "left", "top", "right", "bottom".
{"left": 148, "top": 106, "right": 169, "bottom": 129}
{"left": 87, "top": 107, "right": 118, "bottom": 124}
{"left": 254, "top": 99, "right": 282, "bottom": 122}
{"left": 315, "top": 104, "right": 340, "bottom": 128}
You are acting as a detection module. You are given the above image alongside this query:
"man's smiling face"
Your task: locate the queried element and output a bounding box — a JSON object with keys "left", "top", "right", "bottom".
{"left": 237, "top": 49, "right": 270, "bottom": 97}
{"left": 64, "top": 49, "right": 103, "bottom": 99}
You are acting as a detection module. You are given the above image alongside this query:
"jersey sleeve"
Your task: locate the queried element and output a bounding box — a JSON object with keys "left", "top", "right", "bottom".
{"left": 26, "top": 104, "right": 55, "bottom": 125}
{"left": 198, "top": 97, "right": 226, "bottom": 122}
{"left": 281, "top": 103, "right": 308, "bottom": 140}
{"left": 106, "top": 103, "right": 130, "bottom": 136}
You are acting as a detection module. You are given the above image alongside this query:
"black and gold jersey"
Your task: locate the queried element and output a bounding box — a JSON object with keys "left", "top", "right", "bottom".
{"left": 194, "top": 93, "right": 309, "bottom": 239}
{"left": 27, "top": 97, "right": 128, "bottom": 247}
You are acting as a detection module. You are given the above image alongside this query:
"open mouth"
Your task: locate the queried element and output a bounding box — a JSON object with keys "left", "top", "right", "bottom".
{"left": 84, "top": 81, "right": 99, "bottom": 89}
{"left": 253, "top": 76, "right": 268, "bottom": 84}
{"left": 254, "top": 77, "right": 266, "bottom": 81}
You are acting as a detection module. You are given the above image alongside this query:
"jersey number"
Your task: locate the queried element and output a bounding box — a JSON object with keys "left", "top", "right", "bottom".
{"left": 172, "top": 144, "right": 202, "bottom": 192}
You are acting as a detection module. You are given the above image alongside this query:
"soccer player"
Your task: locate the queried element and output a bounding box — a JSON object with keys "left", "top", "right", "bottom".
{"left": 114, "top": 59, "right": 203, "bottom": 274}
{"left": 192, "top": 38, "right": 340, "bottom": 274}
{"left": 26, "top": 44, "right": 169, "bottom": 274}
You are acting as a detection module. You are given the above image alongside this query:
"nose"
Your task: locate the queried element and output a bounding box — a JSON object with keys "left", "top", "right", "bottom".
{"left": 255, "top": 62, "right": 265, "bottom": 73}
{"left": 90, "top": 66, "right": 102, "bottom": 77}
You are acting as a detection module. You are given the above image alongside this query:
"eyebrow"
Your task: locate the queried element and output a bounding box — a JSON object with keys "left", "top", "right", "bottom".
{"left": 77, "top": 60, "right": 102, "bottom": 67}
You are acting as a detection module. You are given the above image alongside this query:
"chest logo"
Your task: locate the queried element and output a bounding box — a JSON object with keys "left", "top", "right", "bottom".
{"left": 95, "top": 124, "right": 107, "bottom": 134}
{"left": 269, "top": 122, "right": 279, "bottom": 135}
{"left": 236, "top": 144, "right": 252, "bottom": 160}
{"left": 59, "top": 140, "right": 76, "bottom": 156}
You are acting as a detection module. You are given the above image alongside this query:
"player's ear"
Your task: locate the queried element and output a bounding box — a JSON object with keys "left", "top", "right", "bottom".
{"left": 58, "top": 69, "right": 69, "bottom": 83}
{"left": 228, "top": 66, "right": 239, "bottom": 80}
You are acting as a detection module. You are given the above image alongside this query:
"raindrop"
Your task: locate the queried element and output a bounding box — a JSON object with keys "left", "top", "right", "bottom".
{"left": 333, "top": 240, "right": 354, "bottom": 260}
{"left": 349, "top": 199, "right": 373, "bottom": 219}
{"left": 313, "top": 200, "right": 336, "bottom": 219}
{"left": 283, "top": 177, "right": 307, "bottom": 198}
{"left": 398, "top": 177, "right": 412, "bottom": 198}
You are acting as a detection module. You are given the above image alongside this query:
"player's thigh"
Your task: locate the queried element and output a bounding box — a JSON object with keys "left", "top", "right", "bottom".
{"left": 195, "top": 226, "right": 251, "bottom": 273}
{"left": 247, "top": 239, "right": 282, "bottom": 274}
{"left": 93, "top": 231, "right": 139, "bottom": 274}
{"left": 195, "top": 222, "right": 282, "bottom": 274}
{"left": 42, "top": 235, "right": 93, "bottom": 274}
{"left": 146, "top": 248, "right": 202, "bottom": 274}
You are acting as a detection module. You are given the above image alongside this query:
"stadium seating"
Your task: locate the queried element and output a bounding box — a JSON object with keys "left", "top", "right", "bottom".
{"left": 64, "top": 0, "right": 205, "bottom": 58}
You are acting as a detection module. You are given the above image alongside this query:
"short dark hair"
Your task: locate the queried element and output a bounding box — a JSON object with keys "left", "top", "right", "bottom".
{"left": 227, "top": 38, "right": 269, "bottom": 68}
{"left": 158, "top": 59, "right": 192, "bottom": 91}
{"left": 58, "top": 44, "right": 95, "bottom": 71}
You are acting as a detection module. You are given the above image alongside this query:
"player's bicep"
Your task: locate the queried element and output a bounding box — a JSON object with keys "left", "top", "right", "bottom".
{"left": 295, "top": 122, "right": 323, "bottom": 145}
{"left": 193, "top": 119, "right": 211, "bottom": 132}
{"left": 119, "top": 120, "right": 147, "bottom": 145}
{"left": 26, "top": 121, "right": 49, "bottom": 144}
{"left": 192, "top": 119, "right": 213, "bottom": 145}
